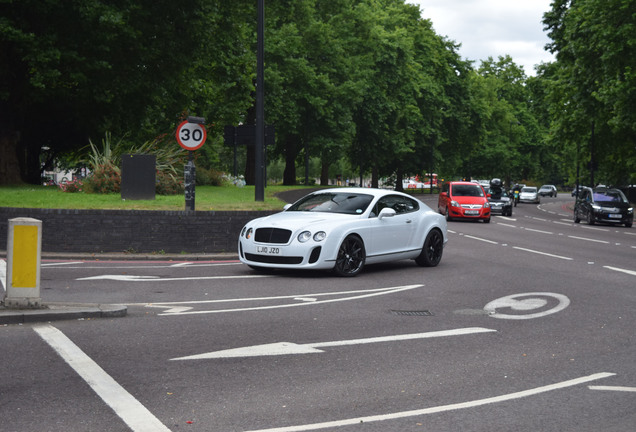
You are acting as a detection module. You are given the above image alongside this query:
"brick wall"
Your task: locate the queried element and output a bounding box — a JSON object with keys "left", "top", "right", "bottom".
{"left": 0, "top": 208, "right": 275, "bottom": 254}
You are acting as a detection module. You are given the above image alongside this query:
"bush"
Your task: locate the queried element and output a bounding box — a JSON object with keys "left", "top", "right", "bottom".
{"left": 83, "top": 163, "right": 121, "bottom": 194}
{"left": 58, "top": 179, "right": 83, "bottom": 193}
{"left": 197, "top": 168, "right": 229, "bottom": 186}
{"left": 156, "top": 170, "right": 184, "bottom": 195}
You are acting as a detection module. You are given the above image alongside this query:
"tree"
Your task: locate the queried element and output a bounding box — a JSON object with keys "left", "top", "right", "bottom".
{"left": 543, "top": 0, "right": 636, "bottom": 186}
{"left": 0, "top": 0, "right": 255, "bottom": 185}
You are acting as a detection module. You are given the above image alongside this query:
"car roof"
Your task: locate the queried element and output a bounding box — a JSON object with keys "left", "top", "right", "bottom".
{"left": 310, "top": 187, "right": 412, "bottom": 199}
{"left": 449, "top": 181, "right": 481, "bottom": 186}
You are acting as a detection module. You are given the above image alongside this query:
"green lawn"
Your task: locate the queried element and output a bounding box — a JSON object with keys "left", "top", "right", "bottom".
{"left": 0, "top": 184, "right": 314, "bottom": 211}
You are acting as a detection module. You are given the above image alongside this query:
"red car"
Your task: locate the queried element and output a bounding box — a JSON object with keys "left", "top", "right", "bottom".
{"left": 438, "top": 181, "right": 491, "bottom": 223}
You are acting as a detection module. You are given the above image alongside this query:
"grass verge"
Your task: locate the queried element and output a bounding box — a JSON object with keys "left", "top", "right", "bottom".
{"left": 0, "top": 184, "right": 314, "bottom": 211}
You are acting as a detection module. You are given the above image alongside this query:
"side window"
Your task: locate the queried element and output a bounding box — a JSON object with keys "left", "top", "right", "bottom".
{"left": 370, "top": 195, "right": 419, "bottom": 217}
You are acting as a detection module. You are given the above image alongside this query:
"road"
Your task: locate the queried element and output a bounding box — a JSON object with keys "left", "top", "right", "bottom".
{"left": 1, "top": 196, "right": 635, "bottom": 431}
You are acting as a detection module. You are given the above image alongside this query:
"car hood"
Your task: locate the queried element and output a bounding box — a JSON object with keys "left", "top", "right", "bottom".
{"left": 248, "top": 211, "right": 358, "bottom": 231}
{"left": 595, "top": 201, "right": 630, "bottom": 209}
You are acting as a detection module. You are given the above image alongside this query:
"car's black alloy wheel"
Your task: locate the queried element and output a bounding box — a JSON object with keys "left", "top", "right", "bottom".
{"left": 333, "top": 235, "right": 366, "bottom": 277}
{"left": 415, "top": 229, "right": 443, "bottom": 267}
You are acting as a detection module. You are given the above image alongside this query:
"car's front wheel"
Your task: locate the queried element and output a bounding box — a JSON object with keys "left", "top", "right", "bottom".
{"left": 333, "top": 235, "right": 366, "bottom": 277}
{"left": 415, "top": 229, "right": 444, "bottom": 267}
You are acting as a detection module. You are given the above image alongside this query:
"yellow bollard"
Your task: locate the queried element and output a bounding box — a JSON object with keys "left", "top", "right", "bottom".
{"left": 4, "top": 217, "right": 42, "bottom": 309}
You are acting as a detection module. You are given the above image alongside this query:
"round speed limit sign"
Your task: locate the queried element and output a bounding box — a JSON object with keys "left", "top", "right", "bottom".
{"left": 176, "top": 120, "right": 207, "bottom": 151}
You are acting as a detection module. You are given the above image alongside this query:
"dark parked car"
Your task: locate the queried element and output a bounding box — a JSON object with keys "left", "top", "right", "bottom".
{"left": 574, "top": 187, "right": 633, "bottom": 227}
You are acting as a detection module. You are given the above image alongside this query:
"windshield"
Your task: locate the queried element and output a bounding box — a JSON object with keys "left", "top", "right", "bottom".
{"left": 287, "top": 192, "right": 374, "bottom": 215}
{"left": 521, "top": 187, "right": 536, "bottom": 193}
{"left": 488, "top": 188, "right": 508, "bottom": 198}
{"left": 593, "top": 190, "right": 627, "bottom": 203}
{"left": 451, "top": 184, "right": 484, "bottom": 197}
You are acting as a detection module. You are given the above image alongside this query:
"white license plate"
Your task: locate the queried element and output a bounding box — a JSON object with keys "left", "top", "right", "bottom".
{"left": 608, "top": 213, "right": 622, "bottom": 218}
{"left": 256, "top": 246, "right": 282, "bottom": 255}
{"left": 465, "top": 210, "right": 479, "bottom": 215}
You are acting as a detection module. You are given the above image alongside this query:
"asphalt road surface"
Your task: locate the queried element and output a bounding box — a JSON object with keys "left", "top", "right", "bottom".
{"left": 1, "top": 195, "right": 635, "bottom": 432}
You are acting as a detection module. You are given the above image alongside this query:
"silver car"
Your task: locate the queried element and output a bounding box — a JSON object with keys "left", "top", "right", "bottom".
{"left": 519, "top": 186, "right": 540, "bottom": 204}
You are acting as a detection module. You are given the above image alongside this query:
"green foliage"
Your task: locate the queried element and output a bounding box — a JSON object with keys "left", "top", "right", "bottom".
{"left": 3, "top": 0, "right": 634, "bottom": 190}
{"left": 155, "top": 170, "right": 184, "bottom": 195}
{"left": 83, "top": 163, "right": 121, "bottom": 194}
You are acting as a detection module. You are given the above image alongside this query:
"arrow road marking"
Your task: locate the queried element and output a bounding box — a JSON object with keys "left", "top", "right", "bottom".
{"left": 152, "top": 284, "right": 424, "bottom": 316}
{"left": 170, "top": 327, "right": 497, "bottom": 360}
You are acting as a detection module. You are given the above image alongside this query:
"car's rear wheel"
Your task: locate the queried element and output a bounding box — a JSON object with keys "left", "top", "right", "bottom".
{"left": 333, "top": 235, "right": 365, "bottom": 277}
{"left": 415, "top": 229, "right": 443, "bottom": 267}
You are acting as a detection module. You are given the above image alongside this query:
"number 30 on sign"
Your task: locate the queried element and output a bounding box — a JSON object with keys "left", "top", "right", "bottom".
{"left": 176, "top": 121, "right": 207, "bottom": 151}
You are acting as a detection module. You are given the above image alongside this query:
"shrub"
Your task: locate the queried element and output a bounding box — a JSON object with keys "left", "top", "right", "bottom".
{"left": 197, "top": 168, "right": 230, "bottom": 186}
{"left": 83, "top": 163, "right": 121, "bottom": 194}
{"left": 58, "top": 179, "right": 83, "bottom": 193}
{"left": 156, "top": 170, "right": 184, "bottom": 195}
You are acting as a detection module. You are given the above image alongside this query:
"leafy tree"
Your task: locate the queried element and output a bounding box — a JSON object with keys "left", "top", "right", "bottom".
{"left": 543, "top": 0, "right": 636, "bottom": 186}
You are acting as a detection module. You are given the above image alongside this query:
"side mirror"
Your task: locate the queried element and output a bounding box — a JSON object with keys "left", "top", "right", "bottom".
{"left": 283, "top": 204, "right": 292, "bottom": 210}
{"left": 378, "top": 207, "right": 396, "bottom": 219}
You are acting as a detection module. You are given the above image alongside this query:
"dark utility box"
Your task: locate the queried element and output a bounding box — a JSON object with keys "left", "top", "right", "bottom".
{"left": 121, "top": 154, "right": 156, "bottom": 200}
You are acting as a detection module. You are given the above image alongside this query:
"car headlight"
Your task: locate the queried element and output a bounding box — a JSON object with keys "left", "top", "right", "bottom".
{"left": 592, "top": 204, "right": 602, "bottom": 211}
{"left": 483, "top": 202, "right": 490, "bottom": 208}
{"left": 298, "top": 231, "right": 312, "bottom": 243}
{"left": 628, "top": 207, "right": 634, "bottom": 214}
{"left": 245, "top": 227, "right": 253, "bottom": 239}
{"left": 450, "top": 200, "right": 459, "bottom": 207}
{"left": 313, "top": 231, "right": 326, "bottom": 242}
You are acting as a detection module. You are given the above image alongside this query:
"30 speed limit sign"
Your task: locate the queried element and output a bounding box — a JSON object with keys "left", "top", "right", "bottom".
{"left": 176, "top": 120, "right": 207, "bottom": 151}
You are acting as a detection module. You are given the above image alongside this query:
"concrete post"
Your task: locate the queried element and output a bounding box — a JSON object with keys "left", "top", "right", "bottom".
{"left": 4, "top": 217, "right": 42, "bottom": 309}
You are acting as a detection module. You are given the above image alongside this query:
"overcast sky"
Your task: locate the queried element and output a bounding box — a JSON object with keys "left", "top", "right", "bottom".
{"left": 408, "top": 0, "right": 556, "bottom": 76}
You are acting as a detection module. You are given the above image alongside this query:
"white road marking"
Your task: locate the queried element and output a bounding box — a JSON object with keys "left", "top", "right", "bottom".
{"left": 580, "top": 225, "right": 609, "bottom": 232}
{"left": 245, "top": 373, "right": 615, "bottom": 432}
{"left": 603, "top": 266, "right": 636, "bottom": 276}
{"left": 484, "top": 292, "right": 570, "bottom": 320}
{"left": 589, "top": 385, "right": 636, "bottom": 392}
{"left": 568, "top": 235, "right": 609, "bottom": 244}
{"left": 171, "top": 327, "right": 497, "bottom": 360}
{"left": 553, "top": 221, "right": 572, "bottom": 226}
{"left": 525, "top": 228, "right": 553, "bottom": 235}
{"left": 464, "top": 235, "right": 498, "bottom": 244}
{"left": 77, "top": 274, "right": 270, "bottom": 281}
{"left": 496, "top": 222, "right": 517, "bottom": 228}
{"left": 141, "top": 285, "right": 423, "bottom": 316}
{"left": 33, "top": 324, "right": 170, "bottom": 432}
{"left": 512, "top": 247, "right": 573, "bottom": 260}
{"left": 41, "top": 261, "right": 84, "bottom": 267}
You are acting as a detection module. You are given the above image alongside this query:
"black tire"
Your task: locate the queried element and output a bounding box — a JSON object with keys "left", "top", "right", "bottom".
{"left": 574, "top": 210, "right": 581, "bottom": 223}
{"left": 445, "top": 208, "right": 452, "bottom": 222}
{"left": 626, "top": 221, "right": 632, "bottom": 228}
{"left": 587, "top": 212, "right": 595, "bottom": 225}
{"left": 333, "top": 235, "right": 366, "bottom": 277}
{"left": 415, "top": 229, "right": 444, "bottom": 267}
{"left": 484, "top": 217, "right": 491, "bottom": 223}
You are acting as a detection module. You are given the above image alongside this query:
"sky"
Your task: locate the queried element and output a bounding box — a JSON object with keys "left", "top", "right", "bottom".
{"left": 408, "top": 0, "right": 556, "bottom": 76}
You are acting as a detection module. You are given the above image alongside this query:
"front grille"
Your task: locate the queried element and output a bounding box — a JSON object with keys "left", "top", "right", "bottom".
{"left": 255, "top": 228, "right": 292, "bottom": 244}
{"left": 461, "top": 204, "right": 482, "bottom": 209}
{"left": 245, "top": 253, "right": 302, "bottom": 264}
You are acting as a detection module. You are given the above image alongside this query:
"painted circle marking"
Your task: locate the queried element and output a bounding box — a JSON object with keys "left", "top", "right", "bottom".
{"left": 484, "top": 292, "right": 570, "bottom": 320}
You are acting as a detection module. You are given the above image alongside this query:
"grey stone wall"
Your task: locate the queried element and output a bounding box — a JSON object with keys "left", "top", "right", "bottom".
{"left": 0, "top": 208, "right": 275, "bottom": 254}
